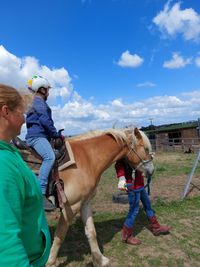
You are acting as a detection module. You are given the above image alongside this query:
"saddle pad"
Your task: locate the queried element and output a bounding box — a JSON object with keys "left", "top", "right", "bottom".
{"left": 58, "top": 140, "right": 75, "bottom": 171}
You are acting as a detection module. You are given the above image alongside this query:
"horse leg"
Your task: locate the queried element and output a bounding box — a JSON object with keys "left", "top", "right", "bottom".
{"left": 46, "top": 210, "right": 72, "bottom": 267}
{"left": 81, "top": 201, "right": 110, "bottom": 267}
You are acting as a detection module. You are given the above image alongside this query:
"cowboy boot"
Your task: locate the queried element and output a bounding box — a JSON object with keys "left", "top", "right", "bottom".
{"left": 148, "top": 215, "right": 170, "bottom": 236}
{"left": 121, "top": 225, "right": 142, "bottom": 245}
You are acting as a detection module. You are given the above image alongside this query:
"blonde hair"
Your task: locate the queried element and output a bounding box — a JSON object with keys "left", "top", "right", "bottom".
{"left": 0, "top": 84, "right": 33, "bottom": 111}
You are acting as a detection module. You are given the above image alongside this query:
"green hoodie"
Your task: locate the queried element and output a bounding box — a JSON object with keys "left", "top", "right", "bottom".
{"left": 0, "top": 140, "right": 51, "bottom": 267}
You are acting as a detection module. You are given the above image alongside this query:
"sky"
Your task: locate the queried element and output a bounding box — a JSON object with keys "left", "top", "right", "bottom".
{"left": 0, "top": 0, "right": 200, "bottom": 137}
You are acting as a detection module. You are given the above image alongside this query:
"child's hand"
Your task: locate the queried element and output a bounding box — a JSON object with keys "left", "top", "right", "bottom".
{"left": 118, "top": 176, "right": 126, "bottom": 191}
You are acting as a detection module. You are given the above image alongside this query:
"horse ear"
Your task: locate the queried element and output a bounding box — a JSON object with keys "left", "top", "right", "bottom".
{"left": 134, "top": 128, "right": 142, "bottom": 140}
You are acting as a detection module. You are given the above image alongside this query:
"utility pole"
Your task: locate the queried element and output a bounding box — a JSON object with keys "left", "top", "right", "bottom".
{"left": 149, "top": 118, "right": 153, "bottom": 126}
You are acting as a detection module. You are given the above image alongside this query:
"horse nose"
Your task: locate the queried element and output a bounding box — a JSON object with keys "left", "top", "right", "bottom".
{"left": 147, "top": 163, "right": 154, "bottom": 176}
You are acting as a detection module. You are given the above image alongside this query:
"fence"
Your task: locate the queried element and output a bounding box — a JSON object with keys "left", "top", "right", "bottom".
{"left": 149, "top": 137, "right": 200, "bottom": 152}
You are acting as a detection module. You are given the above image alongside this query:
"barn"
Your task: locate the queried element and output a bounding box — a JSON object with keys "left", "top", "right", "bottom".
{"left": 142, "top": 119, "right": 200, "bottom": 152}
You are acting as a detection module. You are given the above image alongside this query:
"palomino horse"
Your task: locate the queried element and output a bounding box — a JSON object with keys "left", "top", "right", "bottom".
{"left": 47, "top": 128, "right": 154, "bottom": 267}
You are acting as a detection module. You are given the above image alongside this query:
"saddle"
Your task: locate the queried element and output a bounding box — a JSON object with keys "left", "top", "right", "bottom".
{"left": 12, "top": 136, "right": 75, "bottom": 208}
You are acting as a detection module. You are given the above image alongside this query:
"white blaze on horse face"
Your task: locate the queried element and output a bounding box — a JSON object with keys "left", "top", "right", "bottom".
{"left": 128, "top": 141, "right": 154, "bottom": 176}
{"left": 139, "top": 147, "right": 155, "bottom": 176}
{"left": 140, "top": 161, "right": 154, "bottom": 176}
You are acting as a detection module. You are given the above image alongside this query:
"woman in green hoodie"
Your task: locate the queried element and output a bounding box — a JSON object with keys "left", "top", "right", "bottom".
{"left": 0, "top": 84, "right": 51, "bottom": 266}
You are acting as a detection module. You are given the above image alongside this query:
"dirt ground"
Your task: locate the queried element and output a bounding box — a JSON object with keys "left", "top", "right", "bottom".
{"left": 90, "top": 173, "right": 200, "bottom": 214}
{"left": 151, "top": 174, "right": 200, "bottom": 202}
{"left": 46, "top": 173, "right": 200, "bottom": 267}
{"left": 45, "top": 151, "right": 200, "bottom": 266}
{"left": 47, "top": 174, "right": 200, "bottom": 225}
{"left": 46, "top": 159, "right": 200, "bottom": 267}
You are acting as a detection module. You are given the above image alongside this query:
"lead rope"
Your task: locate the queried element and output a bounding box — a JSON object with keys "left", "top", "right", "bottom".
{"left": 146, "top": 175, "right": 151, "bottom": 195}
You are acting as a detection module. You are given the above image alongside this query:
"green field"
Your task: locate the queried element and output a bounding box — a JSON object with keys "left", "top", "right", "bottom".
{"left": 47, "top": 151, "right": 200, "bottom": 267}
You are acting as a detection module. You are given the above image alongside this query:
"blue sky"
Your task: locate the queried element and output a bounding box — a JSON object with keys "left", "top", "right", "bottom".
{"left": 0, "top": 0, "right": 200, "bottom": 136}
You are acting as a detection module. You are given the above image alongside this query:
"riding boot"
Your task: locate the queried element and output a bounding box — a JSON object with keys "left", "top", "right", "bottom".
{"left": 121, "top": 225, "right": 142, "bottom": 245}
{"left": 43, "top": 195, "right": 56, "bottom": 211}
{"left": 148, "top": 215, "right": 170, "bottom": 236}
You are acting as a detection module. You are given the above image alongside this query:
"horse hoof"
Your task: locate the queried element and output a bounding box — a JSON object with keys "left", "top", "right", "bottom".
{"left": 102, "top": 256, "right": 110, "bottom": 267}
{"left": 92, "top": 253, "right": 110, "bottom": 267}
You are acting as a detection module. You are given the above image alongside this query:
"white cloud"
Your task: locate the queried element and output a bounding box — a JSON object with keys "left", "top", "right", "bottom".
{"left": 153, "top": 1, "right": 200, "bottom": 42}
{"left": 163, "top": 53, "right": 192, "bottom": 69}
{"left": 136, "top": 81, "right": 156, "bottom": 87}
{"left": 182, "top": 90, "right": 200, "bottom": 98}
{"left": 18, "top": 90, "right": 200, "bottom": 137}
{"left": 0, "top": 46, "right": 199, "bottom": 138}
{"left": 146, "top": 95, "right": 184, "bottom": 107}
{"left": 117, "top": 50, "right": 143, "bottom": 68}
{"left": 0, "top": 45, "right": 73, "bottom": 105}
{"left": 195, "top": 56, "right": 200, "bottom": 67}
{"left": 111, "top": 99, "right": 124, "bottom": 108}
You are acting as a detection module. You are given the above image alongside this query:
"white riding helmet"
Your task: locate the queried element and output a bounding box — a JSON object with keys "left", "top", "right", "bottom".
{"left": 27, "top": 75, "right": 51, "bottom": 92}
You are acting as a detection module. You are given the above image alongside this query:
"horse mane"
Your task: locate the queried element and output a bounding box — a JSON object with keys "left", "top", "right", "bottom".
{"left": 69, "top": 128, "right": 152, "bottom": 151}
{"left": 70, "top": 129, "right": 129, "bottom": 145}
{"left": 105, "top": 129, "right": 129, "bottom": 145}
{"left": 140, "top": 130, "right": 152, "bottom": 151}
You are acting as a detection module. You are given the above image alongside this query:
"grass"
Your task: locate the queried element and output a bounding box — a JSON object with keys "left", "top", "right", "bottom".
{"left": 46, "top": 151, "right": 200, "bottom": 267}
{"left": 48, "top": 197, "right": 200, "bottom": 267}
{"left": 153, "top": 151, "right": 200, "bottom": 177}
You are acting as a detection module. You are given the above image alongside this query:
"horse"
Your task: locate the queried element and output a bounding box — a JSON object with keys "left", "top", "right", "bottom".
{"left": 46, "top": 127, "right": 154, "bottom": 267}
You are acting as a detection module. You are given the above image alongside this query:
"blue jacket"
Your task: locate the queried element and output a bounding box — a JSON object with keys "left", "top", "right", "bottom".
{"left": 26, "top": 96, "right": 58, "bottom": 140}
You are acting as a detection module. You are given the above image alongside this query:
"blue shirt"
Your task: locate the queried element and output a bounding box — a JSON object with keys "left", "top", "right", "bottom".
{"left": 26, "top": 96, "right": 58, "bottom": 140}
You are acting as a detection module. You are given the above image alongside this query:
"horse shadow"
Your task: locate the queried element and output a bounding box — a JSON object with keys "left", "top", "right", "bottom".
{"left": 49, "top": 209, "right": 149, "bottom": 266}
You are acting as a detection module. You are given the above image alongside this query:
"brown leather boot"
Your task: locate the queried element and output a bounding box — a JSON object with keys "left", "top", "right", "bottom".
{"left": 126, "top": 235, "right": 142, "bottom": 245}
{"left": 121, "top": 225, "right": 141, "bottom": 245}
{"left": 148, "top": 215, "right": 170, "bottom": 236}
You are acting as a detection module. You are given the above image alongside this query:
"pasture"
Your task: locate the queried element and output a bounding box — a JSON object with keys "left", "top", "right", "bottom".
{"left": 46, "top": 151, "right": 200, "bottom": 267}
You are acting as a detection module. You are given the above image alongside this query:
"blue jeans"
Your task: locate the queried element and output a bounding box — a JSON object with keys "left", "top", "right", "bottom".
{"left": 124, "top": 188, "right": 154, "bottom": 228}
{"left": 26, "top": 137, "right": 55, "bottom": 194}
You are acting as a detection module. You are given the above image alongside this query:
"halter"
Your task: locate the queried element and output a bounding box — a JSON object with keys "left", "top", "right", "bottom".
{"left": 125, "top": 130, "right": 154, "bottom": 195}
{"left": 126, "top": 130, "right": 154, "bottom": 170}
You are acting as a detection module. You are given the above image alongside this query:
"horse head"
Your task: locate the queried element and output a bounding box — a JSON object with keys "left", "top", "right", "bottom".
{"left": 125, "top": 128, "right": 154, "bottom": 177}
